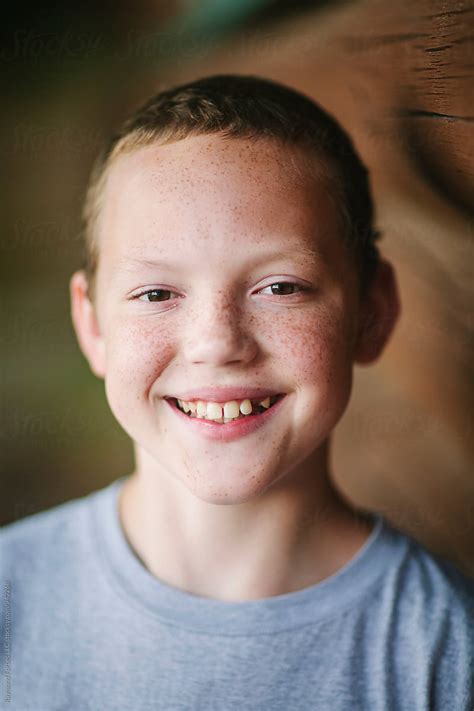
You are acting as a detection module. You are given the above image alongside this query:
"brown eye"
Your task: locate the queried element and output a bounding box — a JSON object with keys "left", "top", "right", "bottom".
{"left": 140, "top": 289, "right": 172, "bottom": 302}
{"left": 270, "top": 282, "right": 298, "bottom": 296}
{"left": 260, "top": 282, "right": 304, "bottom": 296}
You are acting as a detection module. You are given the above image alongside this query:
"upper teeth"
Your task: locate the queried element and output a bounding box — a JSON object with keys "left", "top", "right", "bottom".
{"left": 177, "top": 397, "right": 272, "bottom": 421}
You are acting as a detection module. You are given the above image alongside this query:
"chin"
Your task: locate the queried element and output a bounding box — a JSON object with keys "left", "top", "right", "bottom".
{"left": 179, "top": 465, "right": 277, "bottom": 506}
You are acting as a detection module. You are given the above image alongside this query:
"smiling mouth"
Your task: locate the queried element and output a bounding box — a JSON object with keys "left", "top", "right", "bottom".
{"left": 167, "top": 394, "right": 284, "bottom": 424}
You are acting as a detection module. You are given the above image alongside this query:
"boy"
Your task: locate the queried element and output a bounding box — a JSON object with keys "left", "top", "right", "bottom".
{"left": 1, "top": 75, "right": 473, "bottom": 710}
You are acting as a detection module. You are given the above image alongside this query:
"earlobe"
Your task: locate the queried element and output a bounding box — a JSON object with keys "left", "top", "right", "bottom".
{"left": 69, "top": 270, "right": 106, "bottom": 378}
{"left": 354, "top": 259, "right": 401, "bottom": 365}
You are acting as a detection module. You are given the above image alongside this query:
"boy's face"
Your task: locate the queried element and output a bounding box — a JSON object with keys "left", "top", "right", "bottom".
{"left": 72, "top": 134, "right": 392, "bottom": 504}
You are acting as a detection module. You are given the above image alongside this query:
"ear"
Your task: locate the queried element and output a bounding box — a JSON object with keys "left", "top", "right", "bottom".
{"left": 70, "top": 270, "right": 106, "bottom": 378}
{"left": 354, "top": 258, "right": 400, "bottom": 365}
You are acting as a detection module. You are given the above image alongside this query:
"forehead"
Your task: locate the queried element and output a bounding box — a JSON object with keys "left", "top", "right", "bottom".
{"left": 98, "top": 134, "right": 346, "bottom": 271}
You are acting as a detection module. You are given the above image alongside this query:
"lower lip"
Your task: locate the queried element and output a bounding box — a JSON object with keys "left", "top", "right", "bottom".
{"left": 164, "top": 395, "right": 287, "bottom": 442}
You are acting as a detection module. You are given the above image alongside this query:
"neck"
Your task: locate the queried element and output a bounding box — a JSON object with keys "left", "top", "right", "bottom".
{"left": 118, "top": 440, "right": 373, "bottom": 601}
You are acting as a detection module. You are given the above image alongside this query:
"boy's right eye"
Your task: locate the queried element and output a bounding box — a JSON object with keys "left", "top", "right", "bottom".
{"left": 135, "top": 289, "right": 174, "bottom": 302}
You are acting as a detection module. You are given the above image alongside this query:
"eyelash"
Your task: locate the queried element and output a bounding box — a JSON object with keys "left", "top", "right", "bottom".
{"left": 133, "top": 281, "right": 309, "bottom": 303}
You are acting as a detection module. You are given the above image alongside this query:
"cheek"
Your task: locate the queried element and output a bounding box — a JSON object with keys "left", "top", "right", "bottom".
{"left": 262, "top": 305, "right": 354, "bottom": 387}
{"left": 268, "top": 307, "right": 355, "bottom": 442}
{"left": 103, "top": 318, "right": 175, "bottom": 408}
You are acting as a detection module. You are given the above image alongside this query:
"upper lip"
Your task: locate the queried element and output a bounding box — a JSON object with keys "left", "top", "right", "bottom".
{"left": 165, "top": 387, "right": 284, "bottom": 402}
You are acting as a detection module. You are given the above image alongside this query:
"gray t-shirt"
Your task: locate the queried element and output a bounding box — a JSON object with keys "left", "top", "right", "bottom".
{"left": 1, "top": 476, "right": 473, "bottom": 710}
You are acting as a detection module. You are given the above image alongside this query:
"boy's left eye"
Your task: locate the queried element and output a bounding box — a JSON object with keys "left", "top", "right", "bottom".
{"left": 133, "top": 281, "right": 307, "bottom": 303}
{"left": 258, "top": 282, "right": 306, "bottom": 296}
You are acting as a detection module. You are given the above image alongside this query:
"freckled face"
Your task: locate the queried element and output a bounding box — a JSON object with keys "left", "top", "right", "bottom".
{"left": 93, "top": 135, "right": 361, "bottom": 503}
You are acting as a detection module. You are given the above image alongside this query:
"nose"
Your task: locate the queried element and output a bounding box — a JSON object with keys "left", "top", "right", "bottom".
{"left": 182, "top": 291, "right": 258, "bottom": 366}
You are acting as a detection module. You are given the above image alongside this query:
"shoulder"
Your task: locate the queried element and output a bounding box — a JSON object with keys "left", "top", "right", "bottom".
{"left": 377, "top": 521, "right": 474, "bottom": 704}
{"left": 0, "top": 482, "right": 113, "bottom": 580}
{"left": 394, "top": 527, "right": 474, "bottom": 615}
{"left": 377, "top": 520, "right": 474, "bottom": 625}
{"left": 1, "top": 490, "right": 88, "bottom": 534}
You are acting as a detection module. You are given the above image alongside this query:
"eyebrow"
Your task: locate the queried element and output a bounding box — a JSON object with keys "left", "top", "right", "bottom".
{"left": 117, "top": 247, "right": 322, "bottom": 272}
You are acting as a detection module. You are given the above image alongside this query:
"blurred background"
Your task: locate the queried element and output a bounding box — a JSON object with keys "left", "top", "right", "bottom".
{"left": 1, "top": 0, "right": 473, "bottom": 574}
